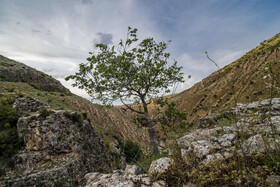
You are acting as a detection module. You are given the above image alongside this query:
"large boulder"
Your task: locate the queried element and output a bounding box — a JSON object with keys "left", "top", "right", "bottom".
{"left": 1, "top": 98, "right": 112, "bottom": 186}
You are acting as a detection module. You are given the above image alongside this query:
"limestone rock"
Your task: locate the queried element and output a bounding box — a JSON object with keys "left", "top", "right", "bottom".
{"left": 178, "top": 98, "right": 280, "bottom": 163}
{"left": 13, "top": 97, "right": 50, "bottom": 114}
{"left": 1, "top": 108, "right": 112, "bottom": 186}
{"left": 85, "top": 167, "right": 167, "bottom": 187}
{"left": 124, "top": 165, "right": 142, "bottom": 175}
{"left": 148, "top": 157, "right": 173, "bottom": 176}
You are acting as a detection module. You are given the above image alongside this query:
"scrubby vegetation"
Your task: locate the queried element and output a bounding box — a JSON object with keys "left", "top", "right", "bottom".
{"left": 38, "top": 108, "right": 54, "bottom": 119}
{"left": 63, "top": 111, "right": 83, "bottom": 124}
{"left": 123, "top": 140, "right": 143, "bottom": 163}
{"left": 0, "top": 96, "right": 23, "bottom": 176}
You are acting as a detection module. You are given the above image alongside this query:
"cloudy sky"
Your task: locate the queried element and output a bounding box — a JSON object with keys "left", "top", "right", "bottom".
{"left": 1, "top": 0, "right": 280, "bottom": 101}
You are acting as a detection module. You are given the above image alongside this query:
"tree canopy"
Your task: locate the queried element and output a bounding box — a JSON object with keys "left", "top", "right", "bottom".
{"left": 66, "top": 27, "right": 184, "bottom": 153}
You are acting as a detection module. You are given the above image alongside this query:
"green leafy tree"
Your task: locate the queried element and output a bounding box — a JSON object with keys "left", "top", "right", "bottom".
{"left": 66, "top": 27, "right": 184, "bottom": 153}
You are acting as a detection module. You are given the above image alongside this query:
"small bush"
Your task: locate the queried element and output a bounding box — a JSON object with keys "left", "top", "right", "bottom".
{"left": 136, "top": 153, "right": 165, "bottom": 173}
{"left": 38, "top": 108, "right": 54, "bottom": 120}
{"left": 82, "top": 142, "right": 93, "bottom": 151}
{"left": 0, "top": 74, "right": 12, "bottom": 82}
{"left": 152, "top": 143, "right": 189, "bottom": 186}
{"left": 0, "top": 96, "right": 19, "bottom": 128}
{"left": 28, "top": 115, "right": 37, "bottom": 122}
{"left": 0, "top": 96, "right": 24, "bottom": 170}
{"left": 7, "top": 86, "right": 15, "bottom": 92}
{"left": 63, "top": 111, "right": 83, "bottom": 123}
{"left": 124, "top": 140, "right": 142, "bottom": 163}
{"left": 189, "top": 152, "right": 280, "bottom": 186}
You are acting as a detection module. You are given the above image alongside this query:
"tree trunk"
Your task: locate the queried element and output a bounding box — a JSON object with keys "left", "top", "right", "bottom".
{"left": 142, "top": 102, "right": 159, "bottom": 154}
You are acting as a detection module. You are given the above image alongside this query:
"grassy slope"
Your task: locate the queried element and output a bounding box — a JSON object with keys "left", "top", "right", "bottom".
{"left": 0, "top": 55, "right": 151, "bottom": 152}
{"left": 165, "top": 33, "right": 280, "bottom": 123}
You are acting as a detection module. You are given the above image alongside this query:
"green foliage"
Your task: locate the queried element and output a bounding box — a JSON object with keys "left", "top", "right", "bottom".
{"left": 136, "top": 153, "right": 165, "bottom": 173}
{"left": 123, "top": 140, "right": 142, "bottom": 163}
{"left": 189, "top": 152, "right": 280, "bottom": 186}
{"left": 159, "top": 144, "right": 189, "bottom": 186}
{"left": 7, "top": 86, "right": 15, "bottom": 92}
{"left": 0, "top": 96, "right": 19, "bottom": 128}
{"left": 217, "top": 117, "right": 232, "bottom": 127}
{"left": 63, "top": 111, "right": 83, "bottom": 124}
{"left": 155, "top": 98, "right": 189, "bottom": 135}
{"left": 38, "top": 108, "right": 54, "bottom": 120}
{"left": 66, "top": 27, "right": 184, "bottom": 106}
{"left": 260, "top": 153, "right": 280, "bottom": 173}
{"left": 0, "top": 74, "right": 12, "bottom": 82}
{"left": 82, "top": 142, "right": 94, "bottom": 151}
{"left": 66, "top": 27, "right": 185, "bottom": 154}
{"left": 0, "top": 96, "right": 23, "bottom": 169}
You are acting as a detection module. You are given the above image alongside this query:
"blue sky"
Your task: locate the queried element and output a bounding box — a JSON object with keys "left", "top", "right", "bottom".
{"left": 0, "top": 0, "right": 280, "bottom": 100}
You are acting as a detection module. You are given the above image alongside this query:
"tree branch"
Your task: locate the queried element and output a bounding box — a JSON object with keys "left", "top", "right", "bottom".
{"left": 120, "top": 97, "right": 144, "bottom": 114}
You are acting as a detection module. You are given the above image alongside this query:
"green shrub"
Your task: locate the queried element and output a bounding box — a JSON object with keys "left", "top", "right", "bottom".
{"left": 149, "top": 143, "right": 188, "bottom": 186}
{"left": 0, "top": 96, "right": 19, "bottom": 128}
{"left": 7, "top": 86, "right": 15, "bottom": 92}
{"left": 0, "top": 74, "right": 12, "bottom": 82}
{"left": 38, "top": 108, "right": 54, "bottom": 119}
{"left": 63, "top": 111, "right": 83, "bottom": 123}
{"left": 0, "top": 96, "right": 24, "bottom": 169}
{"left": 187, "top": 150, "right": 280, "bottom": 187}
{"left": 136, "top": 153, "right": 165, "bottom": 173}
{"left": 124, "top": 140, "right": 142, "bottom": 163}
{"left": 82, "top": 142, "right": 93, "bottom": 151}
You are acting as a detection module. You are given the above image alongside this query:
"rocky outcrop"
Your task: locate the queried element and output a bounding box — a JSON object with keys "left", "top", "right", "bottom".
{"left": 0, "top": 98, "right": 112, "bottom": 186}
{"left": 85, "top": 164, "right": 167, "bottom": 187}
{"left": 148, "top": 157, "right": 173, "bottom": 177}
{"left": 178, "top": 98, "right": 280, "bottom": 163}
{"left": 13, "top": 97, "right": 50, "bottom": 115}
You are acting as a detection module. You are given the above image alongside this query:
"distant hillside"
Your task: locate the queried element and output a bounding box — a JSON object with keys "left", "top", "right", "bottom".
{"left": 0, "top": 55, "right": 70, "bottom": 93}
{"left": 168, "top": 33, "right": 280, "bottom": 123}
{"left": 0, "top": 56, "right": 150, "bottom": 152}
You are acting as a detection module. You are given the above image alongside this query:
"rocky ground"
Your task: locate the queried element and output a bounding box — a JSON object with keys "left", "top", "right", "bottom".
{"left": 0, "top": 97, "right": 112, "bottom": 186}
{"left": 1, "top": 97, "right": 280, "bottom": 186}
{"left": 84, "top": 98, "right": 280, "bottom": 186}
{"left": 178, "top": 98, "right": 280, "bottom": 164}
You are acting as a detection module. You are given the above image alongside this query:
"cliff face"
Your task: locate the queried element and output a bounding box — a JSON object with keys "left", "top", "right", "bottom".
{"left": 1, "top": 98, "right": 112, "bottom": 186}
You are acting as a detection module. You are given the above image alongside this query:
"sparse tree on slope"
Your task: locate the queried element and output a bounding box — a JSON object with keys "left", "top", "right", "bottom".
{"left": 66, "top": 27, "right": 184, "bottom": 154}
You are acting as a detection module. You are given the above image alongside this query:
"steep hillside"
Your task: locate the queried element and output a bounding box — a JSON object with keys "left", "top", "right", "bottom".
{"left": 0, "top": 55, "right": 150, "bottom": 152}
{"left": 0, "top": 55, "right": 70, "bottom": 93}
{"left": 168, "top": 33, "right": 280, "bottom": 123}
